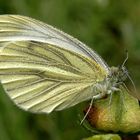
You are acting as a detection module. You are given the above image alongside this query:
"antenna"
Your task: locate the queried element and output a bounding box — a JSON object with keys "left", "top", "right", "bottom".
{"left": 121, "top": 50, "right": 128, "bottom": 68}
{"left": 121, "top": 50, "right": 139, "bottom": 100}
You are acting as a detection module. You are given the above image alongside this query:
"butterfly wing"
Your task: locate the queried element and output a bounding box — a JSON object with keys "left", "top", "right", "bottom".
{"left": 0, "top": 15, "right": 109, "bottom": 72}
{"left": 0, "top": 15, "right": 109, "bottom": 113}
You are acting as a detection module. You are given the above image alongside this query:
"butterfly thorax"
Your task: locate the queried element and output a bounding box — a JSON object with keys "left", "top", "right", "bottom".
{"left": 94, "top": 66, "right": 128, "bottom": 99}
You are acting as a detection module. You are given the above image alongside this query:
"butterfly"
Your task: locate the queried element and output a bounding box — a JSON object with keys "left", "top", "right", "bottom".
{"left": 0, "top": 15, "right": 129, "bottom": 114}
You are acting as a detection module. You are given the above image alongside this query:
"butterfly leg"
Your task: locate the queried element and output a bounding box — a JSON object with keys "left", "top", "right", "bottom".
{"left": 107, "top": 86, "right": 120, "bottom": 107}
{"left": 119, "top": 88, "right": 128, "bottom": 111}
{"left": 80, "top": 93, "right": 104, "bottom": 125}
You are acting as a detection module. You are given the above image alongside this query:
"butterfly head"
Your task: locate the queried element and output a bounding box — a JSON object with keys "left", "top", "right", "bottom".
{"left": 110, "top": 66, "right": 128, "bottom": 83}
{"left": 109, "top": 51, "right": 129, "bottom": 83}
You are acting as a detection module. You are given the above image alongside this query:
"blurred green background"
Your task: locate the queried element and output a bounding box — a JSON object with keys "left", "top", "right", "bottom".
{"left": 0, "top": 0, "right": 140, "bottom": 140}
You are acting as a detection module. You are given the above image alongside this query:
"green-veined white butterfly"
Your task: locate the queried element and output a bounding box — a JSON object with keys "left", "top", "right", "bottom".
{"left": 0, "top": 15, "right": 129, "bottom": 114}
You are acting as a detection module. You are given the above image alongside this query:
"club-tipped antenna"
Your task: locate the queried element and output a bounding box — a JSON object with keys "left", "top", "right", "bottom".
{"left": 121, "top": 50, "right": 139, "bottom": 99}
{"left": 121, "top": 50, "right": 128, "bottom": 68}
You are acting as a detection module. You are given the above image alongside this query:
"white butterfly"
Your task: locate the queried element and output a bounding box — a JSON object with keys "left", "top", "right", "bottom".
{"left": 0, "top": 15, "right": 128, "bottom": 114}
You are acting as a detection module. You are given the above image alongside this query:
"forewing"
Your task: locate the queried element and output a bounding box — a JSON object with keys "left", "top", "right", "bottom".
{"left": 0, "top": 15, "right": 109, "bottom": 73}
